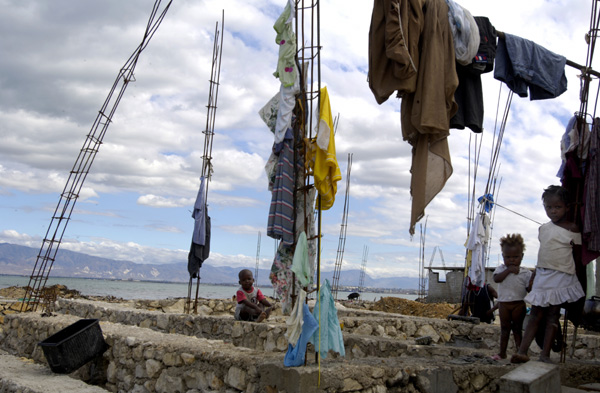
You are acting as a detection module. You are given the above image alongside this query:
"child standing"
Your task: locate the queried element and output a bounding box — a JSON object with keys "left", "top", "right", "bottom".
{"left": 511, "top": 185, "right": 585, "bottom": 363}
{"left": 492, "top": 233, "right": 533, "bottom": 360}
{"left": 234, "top": 269, "right": 272, "bottom": 322}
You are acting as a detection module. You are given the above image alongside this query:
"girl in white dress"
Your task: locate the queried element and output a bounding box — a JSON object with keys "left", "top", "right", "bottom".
{"left": 511, "top": 185, "right": 585, "bottom": 363}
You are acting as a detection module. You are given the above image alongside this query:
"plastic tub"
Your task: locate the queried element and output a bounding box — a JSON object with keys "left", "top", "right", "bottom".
{"left": 38, "top": 318, "right": 108, "bottom": 373}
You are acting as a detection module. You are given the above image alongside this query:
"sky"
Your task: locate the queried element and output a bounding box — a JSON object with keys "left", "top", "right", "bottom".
{"left": 0, "top": 0, "right": 597, "bottom": 282}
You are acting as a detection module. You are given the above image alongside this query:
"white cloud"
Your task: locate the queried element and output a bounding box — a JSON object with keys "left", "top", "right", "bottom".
{"left": 0, "top": 0, "right": 596, "bottom": 284}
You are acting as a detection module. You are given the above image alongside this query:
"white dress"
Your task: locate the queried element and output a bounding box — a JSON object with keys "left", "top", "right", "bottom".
{"left": 525, "top": 222, "right": 584, "bottom": 307}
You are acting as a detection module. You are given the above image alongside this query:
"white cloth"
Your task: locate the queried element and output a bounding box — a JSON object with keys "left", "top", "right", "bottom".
{"left": 493, "top": 264, "right": 532, "bottom": 302}
{"left": 525, "top": 267, "right": 584, "bottom": 307}
{"left": 537, "top": 222, "right": 581, "bottom": 275}
{"left": 466, "top": 213, "right": 490, "bottom": 287}
{"left": 274, "top": 75, "right": 300, "bottom": 144}
{"left": 285, "top": 288, "right": 307, "bottom": 346}
{"left": 446, "top": 0, "right": 480, "bottom": 65}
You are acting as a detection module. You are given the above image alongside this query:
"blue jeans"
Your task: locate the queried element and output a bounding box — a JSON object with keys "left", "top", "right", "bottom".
{"left": 494, "top": 33, "right": 567, "bottom": 100}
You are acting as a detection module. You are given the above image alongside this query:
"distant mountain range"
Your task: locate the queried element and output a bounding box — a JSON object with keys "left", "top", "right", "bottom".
{"left": 0, "top": 243, "right": 419, "bottom": 290}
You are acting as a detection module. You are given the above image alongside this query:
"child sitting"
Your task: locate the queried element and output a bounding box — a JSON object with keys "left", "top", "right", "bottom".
{"left": 492, "top": 233, "right": 533, "bottom": 361}
{"left": 234, "top": 269, "right": 272, "bottom": 322}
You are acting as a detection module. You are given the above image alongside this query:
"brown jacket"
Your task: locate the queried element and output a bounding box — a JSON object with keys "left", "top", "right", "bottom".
{"left": 400, "top": 0, "right": 458, "bottom": 235}
{"left": 368, "top": 0, "right": 426, "bottom": 104}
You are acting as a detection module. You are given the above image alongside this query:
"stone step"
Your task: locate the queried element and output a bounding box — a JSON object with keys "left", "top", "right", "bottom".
{"left": 0, "top": 349, "right": 107, "bottom": 393}
{"left": 52, "top": 298, "right": 499, "bottom": 360}
{"left": 53, "top": 297, "right": 600, "bottom": 364}
{"left": 0, "top": 311, "right": 512, "bottom": 392}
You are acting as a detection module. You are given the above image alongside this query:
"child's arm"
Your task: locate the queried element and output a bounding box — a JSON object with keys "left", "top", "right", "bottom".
{"left": 259, "top": 298, "right": 272, "bottom": 308}
{"left": 240, "top": 298, "right": 263, "bottom": 313}
{"left": 526, "top": 269, "right": 536, "bottom": 292}
{"left": 493, "top": 265, "right": 515, "bottom": 283}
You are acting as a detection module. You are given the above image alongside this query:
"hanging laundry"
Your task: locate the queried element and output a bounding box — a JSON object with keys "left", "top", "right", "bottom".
{"left": 400, "top": 0, "right": 458, "bottom": 235}
{"left": 273, "top": 0, "right": 297, "bottom": 88}
{"left": 284, "top": 303, "right": 319, "bottom": 367}
{"left": 291, "top": 231, "right": 312, "bottom": 287}
{"left": 285, "top": 288, "right": 307, "bottom": 346}
{"left": 305, "top": 86, "right": 342, "bottom": 211}
{"left": 267, "top": 129, "right": 296, "bottom": 246}
{"left": 309, "top": 279, "right": 345, "bottom": 359}
{"left": 584, "top": 118, "right": 600, "bottom": 252}
{"left": 494, "top": 32, "right": 567, "bottom": 100}
{"left": 368, "top": 0, "right": 425, "bottom": 104}
{"left": 450, "top": 16, "right": 497, "bottom": 133}
{"left": 559, "top": 116, "right": 600, "bottom": 265}
{"left": 187, "top": 215, "right": 210, "bottom": 278}
{"left": 445, "top": 0, "right": 479, "bottom": 65}
{"left": 191, "top": 177, "right": 207, "bottom": 246}
{"left": 188, "top": 177, "right": 210, "bottom": 278}
{"left": 465, "top": 212, "right": 490, "bottom": 288}
{"left": 270, "top": 245, "right": 295, "bottom": 314}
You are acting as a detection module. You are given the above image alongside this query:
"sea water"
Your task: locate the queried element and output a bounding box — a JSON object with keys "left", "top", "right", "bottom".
{"left": 0, "top": 275, "right": 417, "bottom": 301}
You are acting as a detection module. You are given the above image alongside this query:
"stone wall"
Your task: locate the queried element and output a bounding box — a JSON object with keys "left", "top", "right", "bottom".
{"left": 2, "top": 297, "right": 600, "bottom": 392}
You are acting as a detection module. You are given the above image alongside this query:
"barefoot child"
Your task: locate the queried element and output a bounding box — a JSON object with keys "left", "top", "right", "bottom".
{"left": 234, "top": 269, "right": 272, "bottom": 322}
{"left": 492, "top": 234, "right": 533, "bottom": 360}
{"left": 511, "top": 185, "right": 585, "bottom": 363}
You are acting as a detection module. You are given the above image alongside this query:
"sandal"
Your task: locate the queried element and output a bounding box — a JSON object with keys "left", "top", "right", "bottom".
{"left": 491, "top": 354, "right": 504, "bottom": 361}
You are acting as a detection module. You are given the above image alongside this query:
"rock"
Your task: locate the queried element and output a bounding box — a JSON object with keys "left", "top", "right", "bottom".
{"left": 156, "top": 370, "right": 184, "bottom": 393}
{"left": 146, "top": 359, "right": 163, "bottom": 378}
{"left": 225, "top": 366, "right": 246, "bottom": 390}
{"left": 342, "top": 378, "right": 363, "bottom": 392}
{"left": 415, "top": 324, "right": 440, "bottom": 343}
{"left": 355, "top": 323, "right": 374, "bottom": 335}
{"left": 181, "top": 353, "right": 195, "bottom": 365}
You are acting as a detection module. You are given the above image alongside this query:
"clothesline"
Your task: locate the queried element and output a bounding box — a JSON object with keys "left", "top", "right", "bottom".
{"left": 479, "top": 196, "right": 543, "bottom": 226}
{"left": 496, "top": 31, "right": 600, "bottom": 79}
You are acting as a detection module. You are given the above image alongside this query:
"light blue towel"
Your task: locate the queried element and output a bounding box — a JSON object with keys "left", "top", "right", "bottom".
{"left": 284, "top": 304, "right": 318, "bottom": 367}
{"left": 309, "top": 279, "right": 345, "bottom": 358}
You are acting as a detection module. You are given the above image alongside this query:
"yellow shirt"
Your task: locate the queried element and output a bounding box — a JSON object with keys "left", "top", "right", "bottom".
{"left": 306, "top": 87, "right": 341, "bottom": 210}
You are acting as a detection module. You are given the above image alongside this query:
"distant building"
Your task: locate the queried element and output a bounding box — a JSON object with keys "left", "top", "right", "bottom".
{"left": 426, "top": 266, "right": 497, "bottom": 303}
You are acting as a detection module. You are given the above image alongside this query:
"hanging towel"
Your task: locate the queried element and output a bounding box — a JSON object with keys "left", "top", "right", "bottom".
{"left": 305, "top": 87, "right": 342, "bottom": 210}
{"left": 291, "top": 231, "right": 312, "bottom": 287}
{"left": 284, "top": 303, "right": 319, "bottom": 367}
{"left": 309, "top": 279, "right": 345, "bottom": 358}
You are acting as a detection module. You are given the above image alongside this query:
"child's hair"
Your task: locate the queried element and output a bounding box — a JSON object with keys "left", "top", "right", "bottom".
{"left": 541, "top": 185, "right": 569, "bottom": 205}
{"left": 239, "top": 269, "right": 252, "bottom": 279}
{"left": 499, "top": 233, "right": 526, "bottom": 253}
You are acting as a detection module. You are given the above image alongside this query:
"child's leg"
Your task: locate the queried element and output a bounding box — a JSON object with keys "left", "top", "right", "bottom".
{"left": 239, "top": 304, "right": 263, "bottom": 321}
{"left": 510, "top": 301, "right": 527, "bottom": 350}
{"left": 498, "top": 302, "right": 511, "bottom": 358}
{"left": 540, "top": 305, "right": 561, "bottom": 361}
{"left": 511, "top": 305, "right": 544, "bottom": 363}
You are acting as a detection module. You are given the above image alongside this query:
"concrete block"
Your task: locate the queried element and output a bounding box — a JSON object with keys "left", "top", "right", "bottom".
{"left": 498, "top": 361, "right": 560, "bottom": 393}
